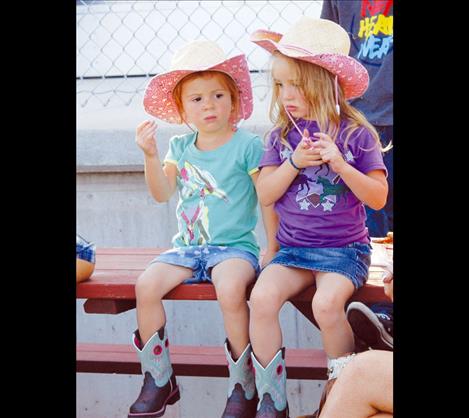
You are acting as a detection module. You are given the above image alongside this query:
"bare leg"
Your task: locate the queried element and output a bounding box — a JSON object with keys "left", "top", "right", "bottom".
{"left": 135, "top": 262, "right": 192, "bottom": 345}
{"left": 312, "top": 272, "right": 356, "bottom": 358}
{"left": 319, "top": 350, "right": 393, "bottom": 418}
{"left": 211, "top": 258, "right": 256, "bottom": 359}
{"left": 249, "top": 264, "right": 314, "bottom": 366}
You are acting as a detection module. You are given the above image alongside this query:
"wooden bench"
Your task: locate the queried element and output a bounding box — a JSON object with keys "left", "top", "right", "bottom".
{"left": 77, "top": 245, "right": 392, "bottom": 380}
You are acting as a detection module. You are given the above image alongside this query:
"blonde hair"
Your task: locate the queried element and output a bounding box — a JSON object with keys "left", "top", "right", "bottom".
{"left": 268, "top": 53, "right": 389, "bottom": 152}
{"left": 172, "top": 71, "right": 239, "bottom": 125}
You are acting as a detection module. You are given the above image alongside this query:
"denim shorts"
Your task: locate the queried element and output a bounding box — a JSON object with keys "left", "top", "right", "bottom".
{"left": 150, "top": 245, "right": 260, "bottom": 284}
{"left": 268, "top": 242, "right": 372, "bottom": 289}
{"left": 76, "top": 235, "right": 96, "bottom": 263}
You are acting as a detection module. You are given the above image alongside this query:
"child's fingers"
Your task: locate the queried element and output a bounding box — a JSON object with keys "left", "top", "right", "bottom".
{"left": 136, "top": 120, "right": 149, "bottom": 131}
{"left": 383, "top": 272, "right": 393, "bottom": 283}
{"left": 303, "top": 147, "right": 321, "bottom": 156}
{"left": 312, "top": 141, "right": 327, "bottom": 150}
{"left": 141, "top": 125, "right": 157, "bottom": 140}
{"left": 145, "top": 124, "right": 157, "bottom": 134}
{"left": 136, "top": 120, "right": 154, "bottom": 133}
{"left": 319, "top": 148, "right": 331, "bottom": 159}
{"left": 307, "top": 155, "right": 323, "bottom": 163}
{"left": 300, "top": 138, "right": 313, "bottom": 150}
{"left": 302, "top": 150, "right": 323, "bottom": 161}
{"left": 143, "top": 135, "right": 156, "bottom": 145}
{"left": 305, "top": 159, "right": 324, "bottom": 167}
{"left": 142, "top": 121, "right": 157, "bottom": 131}
{"left": 313, "top": 132, "right": 333, "bottom": 142}
{"left": 136, "top": 127, "right": 154, "bottom": 140}
{"left": 313, "top": 139, "right": 338, "bottom": 152}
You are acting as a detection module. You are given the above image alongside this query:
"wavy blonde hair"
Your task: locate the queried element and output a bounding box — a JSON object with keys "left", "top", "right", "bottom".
{"left": 268, "top": 53, "right": 390, "bottom": 152}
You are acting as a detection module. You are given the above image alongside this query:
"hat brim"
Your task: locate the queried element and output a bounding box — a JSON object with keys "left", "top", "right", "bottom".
{"left": 143, "top": 54, "right": 253, "bottom": 124}
{"left": 250, "top": 30, "right": 369, "bottom": 100}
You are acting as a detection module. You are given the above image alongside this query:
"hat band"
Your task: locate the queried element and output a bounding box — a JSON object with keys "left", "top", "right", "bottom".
{"left": 280, "top": 43, "right": 317, "bottom": 57}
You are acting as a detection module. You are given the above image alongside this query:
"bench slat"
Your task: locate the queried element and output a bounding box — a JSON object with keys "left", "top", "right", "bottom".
{"left": 77, "top": 247, "right": 391, "bottom": 319}
{"left": 76, "top": 343, "right": 328, "bottom": 380}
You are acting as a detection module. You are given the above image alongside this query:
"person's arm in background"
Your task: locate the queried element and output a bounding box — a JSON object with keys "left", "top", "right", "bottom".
{"left": 318, "top": 350, "right": 393, "bottom": 418}
{"left": 383, "top": 259, "right": 393, "bottom": 302}
{"left": 320, "top": 0, "right": 339, "bottom": 22}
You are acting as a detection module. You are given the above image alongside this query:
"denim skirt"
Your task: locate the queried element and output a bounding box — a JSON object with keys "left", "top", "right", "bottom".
{"left": 269, "top": 242, "right": 371, "bottom": 289}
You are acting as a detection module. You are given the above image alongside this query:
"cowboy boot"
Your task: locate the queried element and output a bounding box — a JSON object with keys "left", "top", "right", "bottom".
{"left": 128, "top": 326, "right": 180, "bottom": 418}
{"left": 309, "top": 353, "right": 356, "bottom": 418}
{"left": 251, "top": 348, "right": 289, "bottom": 418}
{"left": 221, "top": 339, "right": 258, "bottom": 418}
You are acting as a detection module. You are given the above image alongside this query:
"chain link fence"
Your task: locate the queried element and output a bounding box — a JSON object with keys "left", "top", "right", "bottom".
{"left": 77, "top": 0, "right": 323, "bottom": 108}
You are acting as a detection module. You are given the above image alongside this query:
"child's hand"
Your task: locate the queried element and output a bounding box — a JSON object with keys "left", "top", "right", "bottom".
{"left": 312, "top": 132, "right": 347, "bottom": 174}
{"left": 291, "top": 129, "right": 323, "bottom": 169}
{"left": 136, "top": 120, "right": 158, "bottom": 157}
{"left": 383, "top": 273, "right": 393, "bottom": 302}
{"left": 261, "top": 248, "right": 277, "bottom": 269}
{"left": 300, "top": 128, "right": 314, "bottom": 149}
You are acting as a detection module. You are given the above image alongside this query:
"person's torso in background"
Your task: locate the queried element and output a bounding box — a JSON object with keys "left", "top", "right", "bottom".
{"left": 321, "top": 0, "right": 393, "bottom": 126}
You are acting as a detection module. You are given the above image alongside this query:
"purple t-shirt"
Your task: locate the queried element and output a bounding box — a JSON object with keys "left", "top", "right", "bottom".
{"left": 260, "top": 119, "right": 387, "bottom": 248}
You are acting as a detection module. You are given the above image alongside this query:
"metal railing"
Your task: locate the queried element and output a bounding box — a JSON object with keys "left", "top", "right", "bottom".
{"left": 77, "top": 0, "right": 323, "bottom": 108}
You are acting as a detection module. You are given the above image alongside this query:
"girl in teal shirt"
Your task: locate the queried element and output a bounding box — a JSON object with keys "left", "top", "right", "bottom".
{"left": 129, "top": 39, "right": 278, "bottom": 418}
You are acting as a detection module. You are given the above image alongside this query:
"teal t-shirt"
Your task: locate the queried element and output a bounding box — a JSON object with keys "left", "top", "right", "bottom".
{"left": 164, "top": 128, "right": 264, "bottom": 258}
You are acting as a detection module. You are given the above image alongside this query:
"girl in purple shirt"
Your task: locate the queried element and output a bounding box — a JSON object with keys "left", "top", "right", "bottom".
{"left": 247, "top": 17, "right": 389, "bottom": 417}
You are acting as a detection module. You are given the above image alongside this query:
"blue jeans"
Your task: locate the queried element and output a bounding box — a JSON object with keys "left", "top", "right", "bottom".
{"left": 365, "top": 125, "right": 393, "bottom": 237}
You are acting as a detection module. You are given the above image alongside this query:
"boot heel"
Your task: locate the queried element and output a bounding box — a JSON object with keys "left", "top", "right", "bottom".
{"left": 167, "top": 386, "right": 180, "bottom": 405}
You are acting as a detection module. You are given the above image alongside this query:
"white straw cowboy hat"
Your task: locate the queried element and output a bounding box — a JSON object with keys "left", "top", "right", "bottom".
{"left": 143, "top": 40, "right": 253, "bottom": 124}
{"left": 250, "top": 17, "right": 369, "bottom": 99}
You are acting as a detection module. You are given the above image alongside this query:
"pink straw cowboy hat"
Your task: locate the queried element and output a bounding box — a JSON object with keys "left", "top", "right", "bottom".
{"left": 250, "top": 17, "right": 369, "bottom": 100}
{"left": 143, "top": 40, "right": 253, "bottom": 125}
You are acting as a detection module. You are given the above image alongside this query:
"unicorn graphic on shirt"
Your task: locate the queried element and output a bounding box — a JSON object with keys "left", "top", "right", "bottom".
{"left": 295, "top": 164, "right": 350, "bottom": 212}
{"left": 177, "top": 161, "right": 228, "bottom": 245}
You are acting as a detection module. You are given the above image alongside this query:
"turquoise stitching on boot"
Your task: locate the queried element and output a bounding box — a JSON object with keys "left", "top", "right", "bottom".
{"left": 132, "top": 329, "right": 173, "bottom": 387}
{"left": 225, "top": 342, "right": 256, "bottom": 400}
{"left": 252, "top": 349, "right": 287, "bottom": 411}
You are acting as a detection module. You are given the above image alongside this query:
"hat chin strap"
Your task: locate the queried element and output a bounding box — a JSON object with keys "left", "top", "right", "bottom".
{"left": 184, "top": 122, "right": 195, "bottom": 132}
{"left": 283, "top": 105, "right": 304, "bottom": 137}
{"left": 181, "top": 116, "right": 195, "bottom": 133}
{"left": 335, "top": 75, "right": 340, "bottom": 116}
